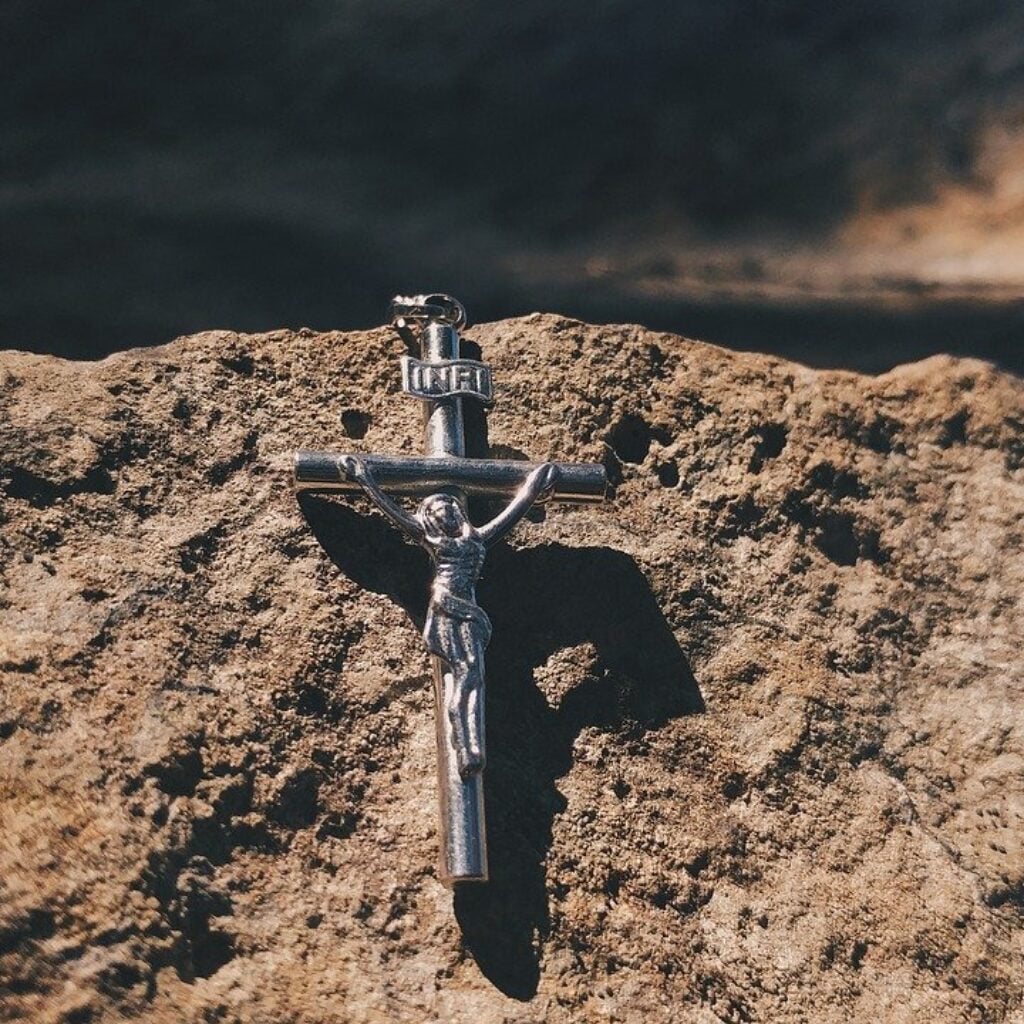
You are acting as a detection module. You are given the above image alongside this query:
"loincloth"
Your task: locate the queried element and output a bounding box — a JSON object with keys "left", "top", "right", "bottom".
{"left": 423, "top": 586, "right": 493, "bottom": 660}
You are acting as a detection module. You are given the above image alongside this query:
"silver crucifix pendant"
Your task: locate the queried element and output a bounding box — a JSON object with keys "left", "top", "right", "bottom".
{"left": 293, "top": 294, "right": 607, "bottom": 884}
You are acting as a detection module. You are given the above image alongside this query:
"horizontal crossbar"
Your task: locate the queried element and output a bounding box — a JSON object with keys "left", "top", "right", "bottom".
{"left": 293, "top": 452, "right": 607, "bottom": 504}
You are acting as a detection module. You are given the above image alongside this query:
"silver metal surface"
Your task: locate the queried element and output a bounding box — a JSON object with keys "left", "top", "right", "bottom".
{"left": 294, "top": 453, "right": 607, "bottom": 504}
{"left": 293, "top": 293, "right": 607, "bottom": 886}
{"left": 389, "top": 293, "right": 466, "bottom": 354}
{"left": 421, "top": 321, "right": 466, "bottom": 463}
{"left": 400, "top": 354, "right": 493, "bottom": 404}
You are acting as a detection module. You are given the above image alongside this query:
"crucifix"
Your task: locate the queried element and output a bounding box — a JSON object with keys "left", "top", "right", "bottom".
{"left": 293, "top": 294, "right": 607, "bottom": 884}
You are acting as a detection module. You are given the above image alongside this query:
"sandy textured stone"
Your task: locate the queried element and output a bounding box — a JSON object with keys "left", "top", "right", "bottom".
{"left": 0, "top": 317, "right": 1022, "bottom": 1023}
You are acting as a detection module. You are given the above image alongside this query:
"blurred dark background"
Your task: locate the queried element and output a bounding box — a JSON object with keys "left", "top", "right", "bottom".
{"left": 2, "top": 0, "right": 1022, "bottom": 372}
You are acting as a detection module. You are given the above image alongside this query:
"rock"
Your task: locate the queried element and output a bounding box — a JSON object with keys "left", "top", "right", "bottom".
{"left": 0, "top": 316, "right": 1021, "bottom": 1022}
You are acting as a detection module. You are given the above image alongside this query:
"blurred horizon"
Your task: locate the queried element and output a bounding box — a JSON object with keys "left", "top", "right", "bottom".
{"left": 2, "top": 0, "right": 1023, "bottom": 373}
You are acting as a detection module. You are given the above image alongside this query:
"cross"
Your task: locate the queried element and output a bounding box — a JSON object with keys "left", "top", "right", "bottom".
{"left": 294, "top": 294, "right": 607, "bottom": 884}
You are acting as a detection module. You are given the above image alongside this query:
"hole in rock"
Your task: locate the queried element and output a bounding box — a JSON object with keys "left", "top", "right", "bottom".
{"left": 656, "top": 462, "right": 680, "bottom": 488}
{"left": 341, "top": 409, "right": 371, "bottom": 439}
{"left": 608, "top": 414, "right": 652, "bottom": 464}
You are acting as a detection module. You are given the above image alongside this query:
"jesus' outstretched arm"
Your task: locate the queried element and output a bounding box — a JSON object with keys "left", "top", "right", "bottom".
{"left": 337, "top": 455, "right": 425, "bottom": 543}
{"left": 478, "top": 462, "right": 560, "bottom": 547}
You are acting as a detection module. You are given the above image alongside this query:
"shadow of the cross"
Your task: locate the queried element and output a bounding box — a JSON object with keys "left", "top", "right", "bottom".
{"left": 298, "top": 493, "right": 703, "bottom": 1001}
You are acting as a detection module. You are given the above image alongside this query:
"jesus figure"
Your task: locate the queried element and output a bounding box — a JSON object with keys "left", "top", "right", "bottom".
{"left": 338, "top": 456, "right": 560, "bottom": 778}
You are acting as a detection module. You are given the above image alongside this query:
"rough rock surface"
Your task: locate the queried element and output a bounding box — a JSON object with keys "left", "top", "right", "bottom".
{"left": 1, "top": 317, "right": 1022, "bottom": 1023}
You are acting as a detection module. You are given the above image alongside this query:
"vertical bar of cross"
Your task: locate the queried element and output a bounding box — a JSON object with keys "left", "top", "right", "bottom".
{"left": 420, "top": 320, "right": 488, "bottom": 884}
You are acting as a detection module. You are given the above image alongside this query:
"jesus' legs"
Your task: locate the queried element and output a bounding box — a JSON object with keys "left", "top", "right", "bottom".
{"left": 446, "top": 633, "right": 485, "bottom": 777}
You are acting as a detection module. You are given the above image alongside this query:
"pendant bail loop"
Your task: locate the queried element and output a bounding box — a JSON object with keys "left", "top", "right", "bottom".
{"left": 389, "top": 293, "right": 467, "bottom": 355}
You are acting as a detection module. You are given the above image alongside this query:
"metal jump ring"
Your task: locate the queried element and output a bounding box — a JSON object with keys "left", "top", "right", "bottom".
{"left": 389, "top": 293, "right": 467, "bottom": 330}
